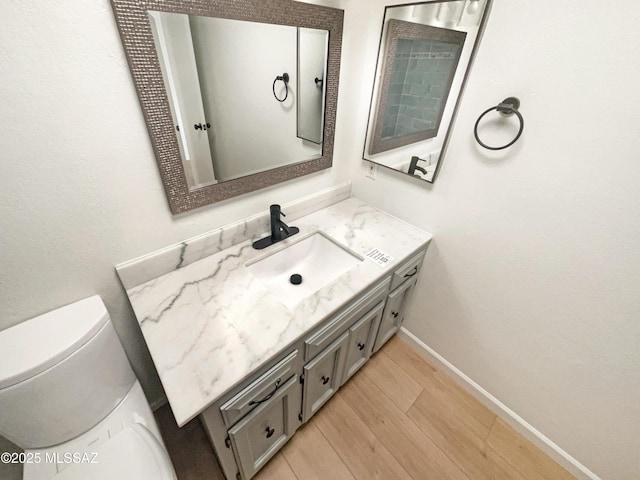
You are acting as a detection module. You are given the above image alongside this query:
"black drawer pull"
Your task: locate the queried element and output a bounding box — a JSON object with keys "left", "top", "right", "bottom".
{"left": 357, "top": 342, "right": 366, "bottom": 351}
{"left": 403, "top": 266, "right": 418, "bottom": 278}
{"left": 265, "top": 427, "right": 275, "bottom": 438}
{"left": 321, "top": 376, "right": 330, "bottom": 385}
{"left": 248, "top": 379, "right": 281, "bottom": 406}
{"left": 392, "top": 311, "right": 399, "bottom": 318}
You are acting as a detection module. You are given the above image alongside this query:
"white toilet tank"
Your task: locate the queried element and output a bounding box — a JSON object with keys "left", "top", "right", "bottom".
{"left": 0, "top": 296, "right": 136, "bottom": 449}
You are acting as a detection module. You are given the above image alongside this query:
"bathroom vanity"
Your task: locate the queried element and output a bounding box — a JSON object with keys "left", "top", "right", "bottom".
{"left": 203, "top": 246, "right": 425, "bottom": 480}
{"left": 117, "top": 186, "right": 431, "bottom": 480}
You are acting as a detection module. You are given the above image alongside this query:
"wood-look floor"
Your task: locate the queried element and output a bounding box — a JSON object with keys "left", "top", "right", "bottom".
{"left": 156, "top": 336, "right": 575, "bottom": 480}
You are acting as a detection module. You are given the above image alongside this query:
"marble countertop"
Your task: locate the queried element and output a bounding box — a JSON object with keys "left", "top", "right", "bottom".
{"left": 124, "top": 197, "right": 432, "bottom": 426}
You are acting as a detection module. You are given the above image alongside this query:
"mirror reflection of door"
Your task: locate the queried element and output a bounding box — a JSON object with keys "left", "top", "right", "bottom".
{"left": 148, "top": 11, "right": 216, "bottom": 189}
{"left": 148, "top": 11, "right": 329, "bottom": 189}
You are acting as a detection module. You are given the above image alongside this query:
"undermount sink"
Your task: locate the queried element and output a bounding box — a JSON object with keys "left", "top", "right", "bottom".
{"left": 246, "top": 232, "right": 363, "bottom": 309}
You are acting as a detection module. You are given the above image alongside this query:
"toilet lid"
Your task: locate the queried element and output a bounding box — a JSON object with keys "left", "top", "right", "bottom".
{"left": 53, "top": 424, "right": 176, "bottom": 480}
{"left": 0, "top": 296, "right": 109, "bottom": 389}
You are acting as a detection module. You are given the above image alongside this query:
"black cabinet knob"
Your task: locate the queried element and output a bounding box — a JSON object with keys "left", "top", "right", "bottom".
{"left": 321, "top": 376, "right": 330, "bottom": 385}
{"left": 357, "top": 342, "right": 366, "bottom": 351}
{"left": 392, "top": 311, "right": 399, "bottom": 318}
{"left": 265, "top": 427, "right": 275, "bottom": 438}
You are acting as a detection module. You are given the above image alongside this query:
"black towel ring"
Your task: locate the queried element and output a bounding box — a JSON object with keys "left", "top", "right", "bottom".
{"left": 474, "top": 97, "right": 524, "bottom": 150}
{"left": 273, "top": 72, "right": 290, "bottom": 102}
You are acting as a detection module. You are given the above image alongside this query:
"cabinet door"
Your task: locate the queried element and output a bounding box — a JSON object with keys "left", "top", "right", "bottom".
{"left": 373, "top": 276, "right": 417, "bottom": 353}
{"left": 342, "top": 302, "right": 384, "bottom": 384}
{"left": 228, "top": 375, "right": 301, "bottom": 480}
{"left": 301, "top": 331, "right": 349, "bottom": 422}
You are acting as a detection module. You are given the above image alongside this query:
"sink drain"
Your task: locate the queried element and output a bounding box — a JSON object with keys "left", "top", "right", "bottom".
{"left": 289, "top": 274, "right": 303, "bottom": 285}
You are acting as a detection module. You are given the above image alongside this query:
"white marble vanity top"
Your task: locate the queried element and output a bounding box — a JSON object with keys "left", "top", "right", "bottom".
{"left": 120, "top": 195, "right": 431, "bottom": 426}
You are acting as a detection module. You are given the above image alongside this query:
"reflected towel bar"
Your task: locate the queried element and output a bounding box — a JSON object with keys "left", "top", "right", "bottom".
{"left": 273, "top": 72, "right": 290, "bottom": 102}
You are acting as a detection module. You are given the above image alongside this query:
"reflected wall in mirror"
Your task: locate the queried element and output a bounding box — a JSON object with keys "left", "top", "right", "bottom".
{"left": 363, "top": 0, "right": 492, "bottom": 182}
{"left": 149, "top": 12, "right": 329, "bottom": 187}
{"left": 110, "top": 0, "right": 343, "bottom": 214}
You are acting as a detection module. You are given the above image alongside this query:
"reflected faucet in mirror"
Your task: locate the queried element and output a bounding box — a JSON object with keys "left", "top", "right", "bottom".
{"left": 409, "top": 156, "right": 428, "bottom": 176}
{"left": 252, "top": 205, "right": 300, "bottom": 250}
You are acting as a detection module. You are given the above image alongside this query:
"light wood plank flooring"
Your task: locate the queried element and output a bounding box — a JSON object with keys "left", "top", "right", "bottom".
{"left": 156, "top": 335, "right": 575, "bottom": 480}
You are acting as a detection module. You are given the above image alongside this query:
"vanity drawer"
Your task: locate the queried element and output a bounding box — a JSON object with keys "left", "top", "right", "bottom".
{"left": 304, "top": 278, "right": 390, "bottom": 361}
{"left": 220, "top": 350, "right": 298, "bottom": 428}
{"left": 390, "top": 250, "right": 425, "bottom": 291}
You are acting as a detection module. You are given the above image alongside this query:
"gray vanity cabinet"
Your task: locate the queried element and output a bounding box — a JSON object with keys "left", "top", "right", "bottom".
{"left": 200, "top": 251, "right": 427, "bottom": 480}
{"left": 373, "top": 276, "right": 418, "bottom": 353}
{"left": 301, "top": 331, "right": 349, "bottom": 422}
{"left": 341, "top": 301, "right": 385, "bottom": 384}
{"left": 227, "top": 375, "right": 301, "bottom": 480}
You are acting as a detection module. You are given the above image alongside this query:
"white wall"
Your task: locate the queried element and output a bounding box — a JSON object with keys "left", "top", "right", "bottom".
{"left": 191, "top": 17, "right": 322, "bottom": 181}
{"left": 343, "top": 1, "right": 640, "bottom": 479}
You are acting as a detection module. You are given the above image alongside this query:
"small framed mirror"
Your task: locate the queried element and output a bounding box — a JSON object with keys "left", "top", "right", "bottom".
{"left": 363, "top": 0, "right": 492, "bottom": 182}
{"left": 110, "top": 0, "right": 343, "bottom": 214}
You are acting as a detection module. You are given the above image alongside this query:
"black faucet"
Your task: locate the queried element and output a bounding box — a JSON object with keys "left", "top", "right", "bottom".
{"left": 408, "top": 156, "right": 428, "bottom": 176}
{"left": 252, "top": 204, "right": 300, "bottom": 249}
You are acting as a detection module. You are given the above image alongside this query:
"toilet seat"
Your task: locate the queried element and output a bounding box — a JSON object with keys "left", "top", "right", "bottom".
{"left": 56, "top": 424, "right": 174, "bottom": 480}
{"left": 55, "top": 423, "right": 175, "bottom": 480}
{"left": 24, "top": 424, "right": 176, "bottom": 480}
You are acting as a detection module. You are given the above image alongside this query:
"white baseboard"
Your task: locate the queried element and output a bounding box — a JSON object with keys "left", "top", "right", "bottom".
{"left": 397, "top": 328, "right": 602, "bottom": 480}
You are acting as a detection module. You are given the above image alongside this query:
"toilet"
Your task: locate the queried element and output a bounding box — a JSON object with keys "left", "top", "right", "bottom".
{"left": 0, "top": 296, "right": 177, "bottom": 480}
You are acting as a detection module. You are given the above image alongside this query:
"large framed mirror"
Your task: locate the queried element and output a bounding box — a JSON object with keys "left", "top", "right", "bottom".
{"left": 110, "top": 0, "right": 343, "bottom": 214}
{"left": 363, "top": 0, "right": 492, "bottom": 182}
